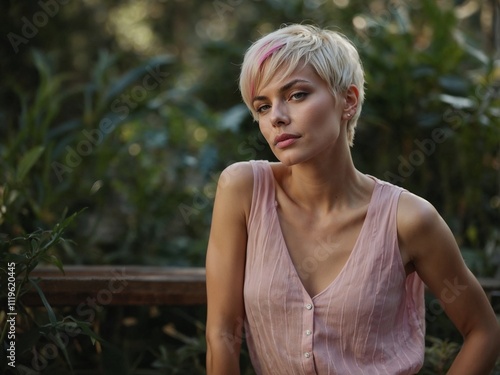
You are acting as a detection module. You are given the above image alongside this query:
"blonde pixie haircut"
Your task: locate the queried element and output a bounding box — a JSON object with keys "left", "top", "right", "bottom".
{"left": 239, "top": 24, "right": 365, "bottom": 146}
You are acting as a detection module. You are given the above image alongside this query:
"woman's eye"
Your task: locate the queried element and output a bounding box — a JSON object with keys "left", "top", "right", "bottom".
{"left": 291, "top": 92, "right": 307, "bottom": 100}
{"left": 256, "top": 104, "right": 270, "bottom": 113}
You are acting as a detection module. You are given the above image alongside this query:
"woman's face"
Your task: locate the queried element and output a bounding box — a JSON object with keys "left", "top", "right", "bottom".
{"left": 252, "top": 63, "right": 350, "bottom": 166}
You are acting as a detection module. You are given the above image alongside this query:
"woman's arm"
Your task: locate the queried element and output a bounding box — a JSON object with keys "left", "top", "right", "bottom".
{"left": 398, "top": 192, "right": 500, "bottom": 375}
{"left": 205, "top": 163, "right": 253, "bottom": 375}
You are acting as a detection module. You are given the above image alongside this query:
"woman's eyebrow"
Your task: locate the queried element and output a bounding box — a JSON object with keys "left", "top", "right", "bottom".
{"left": 252, "top": 79, "right": 311, "bottom": 104}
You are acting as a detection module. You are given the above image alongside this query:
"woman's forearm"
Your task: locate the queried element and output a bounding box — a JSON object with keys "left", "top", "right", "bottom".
{"left": 447, "top": 328, "right": 500, "bottom": 375}
{"left": 206, "top": 337, "right": 241, "bottom": 375}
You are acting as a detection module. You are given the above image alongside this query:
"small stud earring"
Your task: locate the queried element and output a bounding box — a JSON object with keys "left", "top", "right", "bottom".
{"left": 347, "top": 113, "right": 351, "bottom": 117}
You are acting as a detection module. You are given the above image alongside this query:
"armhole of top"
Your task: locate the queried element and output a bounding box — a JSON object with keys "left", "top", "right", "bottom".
{"left": 395, "top": 189, "right": 426, "bottom": 331}
{"left": 247, "top": 160, "right": 274, "bottom": 230}
{"left": 247, "top": 161, "right": 260, "bottom": 229}
{"left": 394, "top": 188, "right": 408, "bottom": 279}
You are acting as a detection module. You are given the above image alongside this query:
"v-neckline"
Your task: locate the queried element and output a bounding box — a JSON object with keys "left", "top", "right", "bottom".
{"left": 268, "top": 165, "right": 379, "bottom": 300}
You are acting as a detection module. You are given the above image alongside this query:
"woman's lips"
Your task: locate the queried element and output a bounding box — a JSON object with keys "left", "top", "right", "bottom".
{"left": 274, "top": 134, "right": 300, "bottom": 149}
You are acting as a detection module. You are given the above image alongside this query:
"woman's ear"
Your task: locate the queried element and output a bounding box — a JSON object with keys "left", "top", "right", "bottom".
{"left": 343, "top": 85, "right": 359, "bottom": 119}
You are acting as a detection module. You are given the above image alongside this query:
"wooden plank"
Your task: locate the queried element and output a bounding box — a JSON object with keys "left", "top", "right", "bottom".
{"left": 22, "top": 266, "right": 206, "bottom": 306}
{"left": 20, "top": 266, "right": 500, "bottom": 307}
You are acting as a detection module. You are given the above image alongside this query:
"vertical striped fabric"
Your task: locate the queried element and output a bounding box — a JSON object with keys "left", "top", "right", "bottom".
{"left": 244, "top": 160, "right": 425, "bottom": 375}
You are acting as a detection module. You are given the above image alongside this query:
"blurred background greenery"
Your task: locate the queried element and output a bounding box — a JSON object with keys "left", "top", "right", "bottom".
{"left": 1, "top": 0, "right": 499, "bottom": 373}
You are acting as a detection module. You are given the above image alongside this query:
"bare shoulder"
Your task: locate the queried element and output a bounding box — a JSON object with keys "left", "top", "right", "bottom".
{"left": 215, "top": 161, "right": 254, "bottom": 218}
{"left": 217, "top": 161, "right": 254, "bottom": 189}
{"left": 397, "top": 190, "right": 458, "bottom": 266}
{"left": 397, "top": 191, "right": 441, "bottom": 239}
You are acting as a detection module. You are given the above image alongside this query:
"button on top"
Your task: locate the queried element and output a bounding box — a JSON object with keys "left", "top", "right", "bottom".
{"left": 305, "top": 303, "right": 313, "bottom": 310}
{"left": 304, "top": 352, "right": 311, "bottom": 358}
{"left": 305, "top": 330, "right": 312, "bottom": 336}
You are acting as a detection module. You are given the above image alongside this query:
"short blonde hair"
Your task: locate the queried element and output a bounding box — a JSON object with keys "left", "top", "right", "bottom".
{"left": 239, "top": 24, "right": 365, "bottom": 146}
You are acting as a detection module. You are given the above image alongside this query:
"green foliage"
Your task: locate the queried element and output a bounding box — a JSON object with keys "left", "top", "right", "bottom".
{"left": 421, "top": 335, "right": 500, "bottom": 374}
{"left": 0, "top": 209, "right": 103, "bottom": 374}
{"left": 421, "top": 336, "right": 461, "bottom": 374}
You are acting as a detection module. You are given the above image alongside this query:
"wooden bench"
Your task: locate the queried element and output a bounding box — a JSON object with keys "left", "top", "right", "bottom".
{"left": 22, "top": 266, "right": 500, "bottom": 307}
{"left": 23, "top": 266, "right": 207, "bottom": 306}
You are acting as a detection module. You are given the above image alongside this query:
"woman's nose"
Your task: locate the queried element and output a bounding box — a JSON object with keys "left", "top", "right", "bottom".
{"left": 270, "top": 102, "right": 290, "bottom": 127}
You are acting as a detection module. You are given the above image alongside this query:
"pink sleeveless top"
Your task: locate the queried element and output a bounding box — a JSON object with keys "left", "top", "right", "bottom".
{"left": 244, "top": 160, "right": 425, "bottom": 375}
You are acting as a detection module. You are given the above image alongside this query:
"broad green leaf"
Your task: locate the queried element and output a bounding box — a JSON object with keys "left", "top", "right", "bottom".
{"left": 219, "top": 104, "right": 249, "bottom": 132}
{"left": 32, "top": 49, "right": 51, "bottom": 87}
{"left": 66, "top": 316, "right": 103, "bottom": 345}
{"left": 438, "top": 76, "right": 469, "bottom": 95}
{"left": 92, "top": 50, "right": 117, "bottom": 88}
{"left": 7, "top": 189, "right": 20, "bottom": 205}
{"left": 453, "top": 30, "right": 489, "bottom": 64}
{"left": 49, "top": 255, "right": 65, "bottom": 275}
{"left": 47, "top": 118, "right": 83, "bottom": 139}
{"left": 439, "top": 94, "right": 475, "bottom": 109}
{"left": 103, "top": 55, "right": 175, "bottom": 103}
{"left": 16, "top": 146, "right": 45, "bottom": 182}
{"left": 38, "top": 254, "right": 64, "bottom": 275}
{"left": 57, "top": 208, "right": 86, "bottom": 233}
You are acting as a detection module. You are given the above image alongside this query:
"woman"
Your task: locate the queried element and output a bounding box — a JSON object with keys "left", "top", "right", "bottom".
{"left": 205, "top": 24, "right": 500, "bottom": 374}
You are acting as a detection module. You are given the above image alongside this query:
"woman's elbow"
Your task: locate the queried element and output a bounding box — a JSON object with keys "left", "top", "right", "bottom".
{"left": 206, "top": 327, "right": 243, "bottom": 357}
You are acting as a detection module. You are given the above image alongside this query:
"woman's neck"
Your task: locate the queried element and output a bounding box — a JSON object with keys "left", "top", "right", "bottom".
{"left": 281, "top": 148, "right": 370, "bottom": 215}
